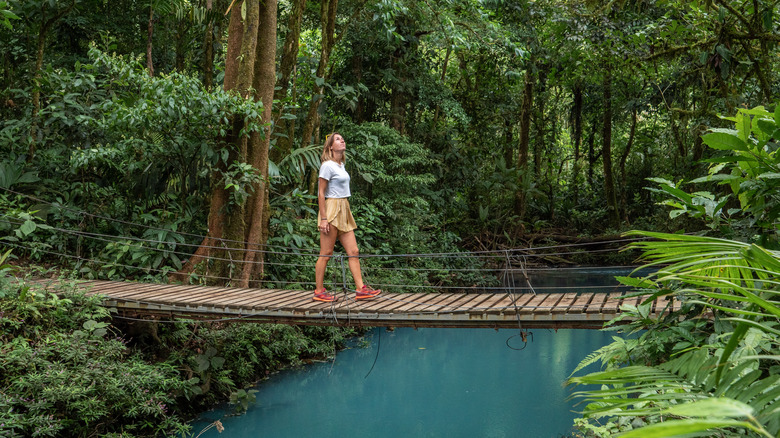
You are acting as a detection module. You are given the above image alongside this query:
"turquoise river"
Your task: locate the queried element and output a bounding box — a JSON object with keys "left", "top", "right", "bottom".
{"left": 190, "top": 326, "right": 620, "bottom": 437}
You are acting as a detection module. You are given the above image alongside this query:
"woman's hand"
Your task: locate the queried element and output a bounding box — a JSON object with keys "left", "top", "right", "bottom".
{"left": 318, "top": 220, "right": 330, "bottom": 234}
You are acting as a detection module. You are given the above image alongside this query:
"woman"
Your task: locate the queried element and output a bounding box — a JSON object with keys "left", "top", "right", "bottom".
{"left": 313, "top": 133, "right": 381, "bottom": 302}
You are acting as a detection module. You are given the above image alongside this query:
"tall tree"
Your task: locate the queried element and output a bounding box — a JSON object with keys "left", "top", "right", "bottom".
{"left": 176, "top": 0, "right": 279, "bottom": 285}
{"left": 299, "top": 0, "right": 339, "bottom": 149}
{"left": 24, "top": 0, "right": 77, "bottom": 161}
{"left": 239, "top": 0, "right": 277, "bottom": 287}
{"left": 601, "top": 67, "right": 620, "bottom": 227}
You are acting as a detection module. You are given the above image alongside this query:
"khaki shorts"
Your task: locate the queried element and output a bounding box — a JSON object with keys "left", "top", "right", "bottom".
{"left": 319, "top": 197, "right": 357, "bottom": 234}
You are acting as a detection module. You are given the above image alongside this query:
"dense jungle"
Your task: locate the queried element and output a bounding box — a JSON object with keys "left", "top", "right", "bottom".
{"left": 1, "top": 0, "right": 779, "bottom": 436}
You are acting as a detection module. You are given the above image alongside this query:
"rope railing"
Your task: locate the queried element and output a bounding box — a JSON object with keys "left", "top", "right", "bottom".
{"left": 1, "top": 189, "right": 644, "bottom": 300}
{"left": 0, "top": 186, "right": 650, "bottom": 256}
{"left": 0, "top": 217, "right": 638, "bottom": 274}
{"left": 2, "top": 236, "right": 634, "bottom": 299}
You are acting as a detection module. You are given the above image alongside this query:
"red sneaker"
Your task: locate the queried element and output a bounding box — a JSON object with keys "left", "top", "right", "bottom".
{"left": 313, "top": 289, "right": 337, "bottom": 302}
{"left": 356, "top": 285, "right": 381, "bottom": 300}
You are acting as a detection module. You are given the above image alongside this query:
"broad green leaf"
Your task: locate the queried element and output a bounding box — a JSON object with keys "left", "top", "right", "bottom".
{"left": 19, "top": 220, "right": 36, "bottom": 236}
{"left": 615, "top": 276, "right": 656, "bottom": 288}
{"left": 666, "top": 398, "right": 754, "bottom": 418}
{"left": 619, "top": 419, "right": 763, "bottom": 437}
{"left": 702, "top": 132, "right": 749, "bottom": 152}
{"left": 689, "top": 174, "right": 738, "bottom": 183}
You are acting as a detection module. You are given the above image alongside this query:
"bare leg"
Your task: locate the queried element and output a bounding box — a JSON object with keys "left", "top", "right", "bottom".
{"left": 338, "top": 230, "right": 364, "bottom": 290}
{"left": 315, "top": 225, "right": 339, "bottom": 291}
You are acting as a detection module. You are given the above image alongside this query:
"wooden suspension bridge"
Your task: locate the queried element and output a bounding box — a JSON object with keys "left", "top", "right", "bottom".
{"left": 35, "top": 279, "right": 680, "bottom": 329}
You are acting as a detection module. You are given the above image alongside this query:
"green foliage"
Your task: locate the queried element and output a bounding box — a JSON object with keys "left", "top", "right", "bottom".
{"left": 0, "top": 1, "right": 19, "bottom": 30}
{"left": 570, "top": 106, "right": 780, "bottom": 438}
{"left": 649, "top": 105, "right": 780, "bottom": 243}
{"left": 0, "top": 279, "right": 190, "bottom": 438}
{"left": 0, "top": 155, "right": 39, "bottom": 189}
{"left": 0, "top": 46, "right": 271, "bottom": 280}
{"left": 0, "top": 269, "right": 359, "bottom": 437}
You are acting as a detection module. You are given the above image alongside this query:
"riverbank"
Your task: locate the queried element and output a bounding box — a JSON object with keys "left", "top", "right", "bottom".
{"left": 0, "top": 275, "right": 359, "bottom": 437}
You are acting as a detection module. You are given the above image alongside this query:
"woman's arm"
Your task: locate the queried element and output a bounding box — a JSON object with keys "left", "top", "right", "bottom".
{"left": 318, "top": 177, "right": 330, "bottom": 233}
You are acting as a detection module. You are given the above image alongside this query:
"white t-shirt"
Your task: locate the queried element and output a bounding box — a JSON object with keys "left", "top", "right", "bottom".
{"left": 319, "top": 160, "right": 351, "bottom": 198}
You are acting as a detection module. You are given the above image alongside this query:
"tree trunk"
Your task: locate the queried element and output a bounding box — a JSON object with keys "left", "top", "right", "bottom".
{"left": 173, "top": 0, "right": 260, "bottom": 285}
{"left": 587, "top": 119, "right": 596, "bottom": 189}
{"left": 299, "top": 0, "right": 338, "bottom": 148}
{"left": 29, "top": 0, "right": 76, "bottom": 162}
{"left": 175, "top": 18, "right": 188, "bottom": 72}
{"left": 202, "top": 0, "right": 215, "bottom": 89}
{"left": 533, "top": 69, "right": 546, "bottom": 180}
{"left": 571, "top": 83, "right": 582, "bottom": 203}
{"left": 389, "top": 53, "right": 406, "bottom": 134}
{"left": 670, "top": 111, "right": 686, "bottom": 166}
{"left": 146, "top": 3, "right": 154, "bottom": 76}
{"left": 601, "top": 69, "right": 620, "bottom": 227}
{"left": 432, "top": 46, "right": 451, "bottom": 130}
{"left": 503, "top": 117, "right": 514, "bottom": 170}
{"left": 618, "top": 106, "right": 637, "bottom": 223}
{"left": 240, "top": 0, "right": 278, "bottom": 287}
{"left": 271, "top": 0, "right": 307, "bottom": 163}
{"left": 352, "top": 54, "right": 365, "bottom": 122}
{"left": 514, "top": 67, "right": 533, "bottom": 219}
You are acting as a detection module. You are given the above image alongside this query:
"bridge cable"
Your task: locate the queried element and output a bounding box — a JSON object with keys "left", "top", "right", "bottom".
{"left": 0, "top": 217, "right": 648, "bottom": 277}
{"left": 503, "top": 250, "right": 531, "bottom": 351}
{"left": 2, "top": 186, "right": 656, "bottom": 256}
{"left": 364, "top": 328, "right": 381, "bottom": 379}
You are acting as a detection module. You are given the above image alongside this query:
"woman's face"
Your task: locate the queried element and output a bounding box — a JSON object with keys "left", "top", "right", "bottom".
{"left": 331, "top": 134, "right": 346, "bottom": 152}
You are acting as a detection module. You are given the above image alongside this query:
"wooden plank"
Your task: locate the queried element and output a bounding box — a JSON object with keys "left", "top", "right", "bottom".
{"left": 401, "top": 293, "right": 460, "bottom": 314}
{"left": 75, "top": 279, "right": 124, "bottom": 290}
{"left": 419, "top": 294, "right": 475, "bottom": 313}
{"left": 242, "top": 290, "right": 305, "bottom": 309}
{"left": 158, "top": 287, "right": 263, "bottom": 307}
{"left": 434, "top": 294, "right": 486, "bottom": 313}
{"left": 362, "top": 293, "right": 429, "bottom": 314}
{"left": 75, "top": 280, "right": 132, "bottom": 295}
{"left": 208, "top": 290, "right": 273, "bottom": 307}
{"left": 253, "top": 291, "right": 317, "bottom": 308}
{"left": 623, "top": 294, "right": 644, "bottom": 308}
{"left": 360, "top": 292, "right": 443, "bottom": 313}
{"left": 109, "top": 286, "right": 200, "bottom": 304}
{"left": 362, "top": 294, "right": 425, "bottom": 314}
{"left": 473, "top": 293, "right": 509, "bottom": 312}
{"left": 109, "top": 283, "right": 206, "bottom": 300}
{"left": 530, "top": 294, "right": 564, "bottom": 314}
{"left": 245, "top": 290, "right": 310, "bottom": 308}
{"left": 486, "top": 293, "right": 536, "bottom": 315}
{"left": 586, "top": 293, "right": 608, "bottom": 314}
{"left": 132, "top": 286, "right": 243, "bottom": 304}
{"left": 517, "top": 294, "right": 551, "bottom": 314}
{"left": 277, "top": 293, "right": 336, "bottom": 311}
{"left": 104, "top": 282, "right": 193, "bottom": 297}
{"left": 390, "top": 293, "right": 450, "bottom": 313}
{"left": 671, "top": 296, "right": 682, "bottom": 312}
{"left": 291, "top": 297, "right": 352, "bottom": 313}
{"left": 136, "top": 286, "right": 224, "bottom": 303}
{"left": 90, "top": 282, "right": 170, "bottom": 297}
{"left": 601, "top": 292, "right": 625, "bottom": 314}
{"left": 654, "top": 296, "right": 676, "bottom": 316}
{"left": 569, "top": 293, "right": 594, "bottom": 314}
{"left": 292, "top": 293, "right": 370, "bottom": 312}
{"left": 212, "top": 291, "right": 281, "bottom": 308}
{"left": 464, "top": 293, "right": 503, "bottom": 311}
{"left": 551, "top": 293, "right": 579, "bottom": 314}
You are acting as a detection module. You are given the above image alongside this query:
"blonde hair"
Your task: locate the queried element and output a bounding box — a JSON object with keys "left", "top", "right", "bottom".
{"left": 320, "top": 132, "right": 345, "bottom": 164}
